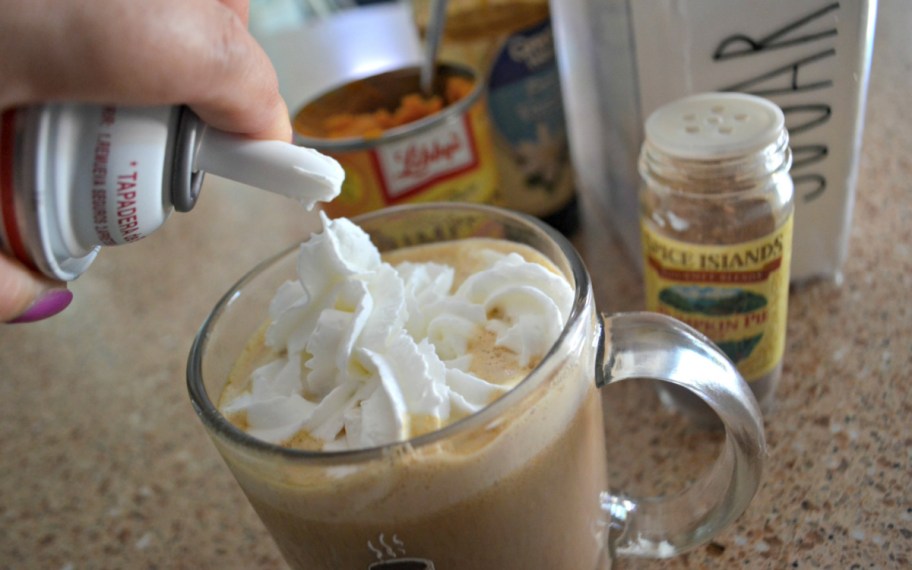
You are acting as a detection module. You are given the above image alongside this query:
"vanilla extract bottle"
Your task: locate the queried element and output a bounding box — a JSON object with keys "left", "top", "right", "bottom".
{"left": 638, "top": 92, "right": 794, "bottom": 420}
{"left": 413, "top": 0, "right": 579, "bottom": 235}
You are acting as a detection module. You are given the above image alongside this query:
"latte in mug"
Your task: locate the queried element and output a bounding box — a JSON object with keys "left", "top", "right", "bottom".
{"left": 217, "top": 214, "right": 608, "bottom": 569}
{"left": 188, "top": 203, "right": 767, "bottom": 570}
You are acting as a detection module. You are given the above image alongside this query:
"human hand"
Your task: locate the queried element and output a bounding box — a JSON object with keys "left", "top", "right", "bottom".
{"left": 0, "top": 0, "right": 292, "bottom": 322}
{"left": 0, "top": 0, "right": 291, "bottom": 141}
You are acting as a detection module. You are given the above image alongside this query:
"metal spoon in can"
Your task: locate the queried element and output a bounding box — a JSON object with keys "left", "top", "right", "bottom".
{"left": 419, "top": 0, "right": 448, "bottom": 96}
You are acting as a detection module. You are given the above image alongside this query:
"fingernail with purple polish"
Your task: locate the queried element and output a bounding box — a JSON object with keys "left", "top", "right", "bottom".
{"left": 10, "top": 289, "right": 73, "bottom": 324}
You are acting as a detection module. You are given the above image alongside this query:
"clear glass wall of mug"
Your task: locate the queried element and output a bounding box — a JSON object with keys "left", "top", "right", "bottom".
{"left": 187, "top": 203, "right": 765, "bottom": 569}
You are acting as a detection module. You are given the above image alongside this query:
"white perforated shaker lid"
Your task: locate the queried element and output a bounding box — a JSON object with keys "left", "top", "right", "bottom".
{"left": 644, "top": 93, "right": 785, "bottom": 160}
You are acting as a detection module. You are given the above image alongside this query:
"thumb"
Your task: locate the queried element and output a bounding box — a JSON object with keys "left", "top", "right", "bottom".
{"left": 0, "top": 254, "right": 71, "bottom": 324}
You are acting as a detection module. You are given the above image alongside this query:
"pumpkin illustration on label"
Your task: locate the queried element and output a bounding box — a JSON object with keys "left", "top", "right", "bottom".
{"left": 658, "top": 286, "right": 767, "bottom": 316}
{"left": 657, "top": 286, "right": 769, "bottom": 364}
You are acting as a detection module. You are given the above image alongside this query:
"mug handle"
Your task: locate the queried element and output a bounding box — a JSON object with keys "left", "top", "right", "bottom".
{"left": 596, "top": 312, "right": 766, "bottom": 559}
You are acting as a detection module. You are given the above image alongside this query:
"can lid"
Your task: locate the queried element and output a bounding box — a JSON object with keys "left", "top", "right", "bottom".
{"left": 644, "top": 93, "right": 785, "bottom": 160}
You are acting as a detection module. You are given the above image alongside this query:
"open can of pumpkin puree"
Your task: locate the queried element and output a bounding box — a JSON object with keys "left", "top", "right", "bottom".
{"left": 292, "top": 63, "right": 500, "bottom": 217}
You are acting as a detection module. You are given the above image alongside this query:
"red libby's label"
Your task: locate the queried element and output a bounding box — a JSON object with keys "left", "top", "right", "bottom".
{"left": 373, "top": 115, "right": 479, "bottom": 201}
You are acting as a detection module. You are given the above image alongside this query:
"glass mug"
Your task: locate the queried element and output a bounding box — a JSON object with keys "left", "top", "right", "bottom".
{"left": 187, "top": 203, "right": 765, "bottom": 569}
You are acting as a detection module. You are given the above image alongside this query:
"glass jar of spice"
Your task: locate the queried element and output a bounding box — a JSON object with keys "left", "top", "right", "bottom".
{"left": 638, "top": 92, "right": 794, "bottom": 420}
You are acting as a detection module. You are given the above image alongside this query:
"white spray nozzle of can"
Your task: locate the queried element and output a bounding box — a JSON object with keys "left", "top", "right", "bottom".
{"left": 194, "top": 127, "right": 344, "bottom": 210}
{"left": 0, "top": 104, "right": 344, "bottom": 281}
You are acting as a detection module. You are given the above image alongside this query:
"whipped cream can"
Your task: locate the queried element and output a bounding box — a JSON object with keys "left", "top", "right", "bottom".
{"left": 291, "top": 63, "right": 500, "bottom": 219}
{"left": 0, "top": 100, "right": 345, "bottom": 283}
{"left": 0, "top": 105, "right": 205, "bottom": 281}
{"left": 551, "top": 0, "right": 877, "bottom": 282}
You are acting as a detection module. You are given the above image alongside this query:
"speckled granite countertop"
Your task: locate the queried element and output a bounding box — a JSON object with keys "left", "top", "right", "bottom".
{"left": 1, "top": 2, "right": 909, "bottom": 569}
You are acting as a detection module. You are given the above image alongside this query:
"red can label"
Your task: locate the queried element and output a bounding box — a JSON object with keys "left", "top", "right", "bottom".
{"left": 320, "top": 100, "right": 500, "bottom": 219}
{"left": 374, "top": 115, "right": 479, "bottom": 201}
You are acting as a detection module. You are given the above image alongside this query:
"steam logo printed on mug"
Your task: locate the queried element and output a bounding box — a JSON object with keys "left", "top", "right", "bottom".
{"left": 366, "top": 533, "right": 435, "bottom": 569}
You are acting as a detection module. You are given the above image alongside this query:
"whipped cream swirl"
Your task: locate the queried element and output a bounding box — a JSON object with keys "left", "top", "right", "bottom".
{"left": 223, "top": 213, "right": 574, "bottom": 450}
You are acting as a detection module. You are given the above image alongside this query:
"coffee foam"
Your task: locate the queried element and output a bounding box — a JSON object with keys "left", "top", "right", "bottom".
{"left": 221, "top": 213, "right": 575, "bottom": 451}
